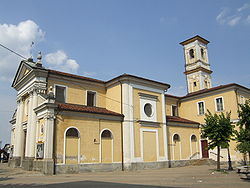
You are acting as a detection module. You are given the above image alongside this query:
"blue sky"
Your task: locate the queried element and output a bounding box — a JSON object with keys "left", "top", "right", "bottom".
{"left": 0, "top": 0, "right": 250, "bottom": 145}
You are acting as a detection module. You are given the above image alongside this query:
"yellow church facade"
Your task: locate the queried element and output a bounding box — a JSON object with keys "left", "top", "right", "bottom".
{"left": 9, "top": 36, "right": 250, "bottom": 174}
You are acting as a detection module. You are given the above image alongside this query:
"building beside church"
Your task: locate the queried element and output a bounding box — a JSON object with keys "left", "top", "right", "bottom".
{"left": 9, "top": 36, "right": 250, "bottom": 174}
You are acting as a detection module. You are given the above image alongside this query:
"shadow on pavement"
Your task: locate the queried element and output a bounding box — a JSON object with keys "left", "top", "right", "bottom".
{"left": 0, "top": 171, "right": 9, "bottom": 175}
{"left": 0, "top": 177, "right": 13, "bottom": 182}
{"left": 0, "top": 180, "right": 183, "bottom": 188}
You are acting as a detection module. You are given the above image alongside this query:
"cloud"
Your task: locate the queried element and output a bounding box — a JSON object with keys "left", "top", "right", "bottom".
{"left": 216, "top": 4, "right": 250, "bottom": 26}
{"left": 237, "top": 3, "right": 250, "bottom": 12}
{"left": 0, "top": 20, "right": 45, "bottom": 81}
{"left": 216, "top": 8, "right": 229, "bottom": 24}
{"left": 246, "top": 15, "right": 250, "bottom": 24}
{"left": 160, "top": 17, "right": 165, "bottom": 23}
{"left": 45, "top": 50, "right": 79, "bottom": 74}
{"left": 82, "top": 71, "right": 96, "bottom": 78}
{"left": 228, "top": 16, "right": 241, "bottom": 26}
{"left": 159, "top": 16, "right": 178, "bottom": 24}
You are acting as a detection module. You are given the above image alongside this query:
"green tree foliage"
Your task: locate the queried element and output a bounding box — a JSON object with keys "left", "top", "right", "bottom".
{"left": 238, "top": 100, "right": 250, "bottom": 129}
{"left": 202, "top": 111, "right": 234, "bottom": 170}
{"left": 236, "top": 100, "right": 250, "bottom": 164}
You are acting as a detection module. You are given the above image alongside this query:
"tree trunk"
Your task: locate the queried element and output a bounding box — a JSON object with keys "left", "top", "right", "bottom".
{"left": 217, "top": 146, "right": 220, "bottom": 170}
{"left": 243, "top": 153, "right": 247, "bottom": 165}
{"left": 227, "top": 147, "right": 233, "bottom": 170}
{"left": 248, "top": 152, "right": 250, "bottom": 165}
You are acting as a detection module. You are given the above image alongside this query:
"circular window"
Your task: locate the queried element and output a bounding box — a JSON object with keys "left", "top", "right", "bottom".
{"left": 144, "top": 103, "right": 153, "bottom": 117}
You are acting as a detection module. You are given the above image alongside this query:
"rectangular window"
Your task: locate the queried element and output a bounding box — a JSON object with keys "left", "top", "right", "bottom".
{"left": 204, "top": 81, "right": 208, "bottom": 88}
{"left": 216, "top": 97, "right": 224, "bottom": 111}
{"left": 55, "top": 85, "right": 66, "bottom": 103}
{"left": 171, "top": 105, "right": 178, "bottom": 116}
{"left": 198, "top": 101, "right": 205, "bottom": 115}
{"left": 87, "top": 91, "right": 96, "bottom": 106}
{"left": 240, "top": 95, "right": 245, "bottom": 104}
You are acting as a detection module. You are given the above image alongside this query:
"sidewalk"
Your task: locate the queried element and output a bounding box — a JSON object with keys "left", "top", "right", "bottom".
{"left": 0, "top": 163, "right": 249, "bottom": 187}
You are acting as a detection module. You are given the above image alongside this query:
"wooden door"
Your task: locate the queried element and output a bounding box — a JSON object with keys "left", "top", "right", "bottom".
{"left": 201, "top": 140, "right": 209, "bottom": 158}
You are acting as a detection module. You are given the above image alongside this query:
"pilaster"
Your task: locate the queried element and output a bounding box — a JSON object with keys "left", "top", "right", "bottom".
{"left": 25, "top": 91, "right": 33, "bottom": 157}
{"left": 30, "top": 89, "right": 39, "bottom": 157}
{"left": 161, "top": 93, "right": 168, "bottom": 161}
{"left": 44, "top": 112, "right": 55, "bottom": 159}
{"left": 122, "top": 82, "right": 135, "bottom": 165}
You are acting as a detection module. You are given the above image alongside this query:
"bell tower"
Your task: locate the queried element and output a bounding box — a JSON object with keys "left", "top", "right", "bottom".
{"left": 180, "top": 35, "right": 212, "bottom": 93}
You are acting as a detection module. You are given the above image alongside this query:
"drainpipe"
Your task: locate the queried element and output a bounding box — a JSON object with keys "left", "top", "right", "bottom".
{"left": 119, "top": 81, "right": 124, "bottom": 171}
{"left": 53, "top": 113, "right": 56, "bottom": 175}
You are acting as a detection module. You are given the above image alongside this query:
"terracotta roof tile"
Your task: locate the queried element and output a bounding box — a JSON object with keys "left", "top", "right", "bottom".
{"left": 57, "top": 103, "right": 123, "bottom": 117}
{"left": 181, "top": 83, "right": 250, "bottom": 99}
{"left": 106, "top": 73, "right": 170, "bottom": 88}
{"left": 165, "top": 94, "right": 181, "bottom": 99}
{"left": 166, "top": 116, "right": 199, "bottom": 125}
{"left": 48, "top": 70, "right": 170, "bottom": 88}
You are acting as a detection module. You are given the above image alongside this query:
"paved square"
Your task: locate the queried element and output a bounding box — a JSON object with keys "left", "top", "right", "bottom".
{"left": 0, "top": 163, "right": 249, "bottom": 188}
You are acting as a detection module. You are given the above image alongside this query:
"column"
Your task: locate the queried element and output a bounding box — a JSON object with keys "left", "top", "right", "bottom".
{"left": 14, "top": 98, "right": 24, "bottom": 158}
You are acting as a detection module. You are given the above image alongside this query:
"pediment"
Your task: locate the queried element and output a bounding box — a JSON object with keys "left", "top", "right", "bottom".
{"left": 12, "top": 61, "right": 33, "bottom": 87}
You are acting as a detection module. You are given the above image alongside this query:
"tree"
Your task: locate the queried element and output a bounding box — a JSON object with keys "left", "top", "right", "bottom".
{"left": 236, "top": 100, "right": 250, "bottom": 164}
{"left": 202, "top": 111, "right": 234, "bottom": 170}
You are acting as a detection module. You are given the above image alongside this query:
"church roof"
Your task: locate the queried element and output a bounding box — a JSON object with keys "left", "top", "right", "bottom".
{"left": 57, "top": 103, "right": 124, "bottom": 117}
{"left": 165, "top": 94, "right": 181, "bottom": 99}
{"left": 182, "top": 83, "right": 250, "bottom": 99}
{"left": 165, "top": 83, "right": 250, "bottom": 100}
{"left": 48, "top": 70, "right": 170, "bottom": 89}
{"left": 166, "top": 116, "right": 199, "bottom": 125}
{"left": 106, "top": 73, "right": 170, "bottom": 88}
{"left": 180, "top": 35, "right": 210, "bottom": 45}
{"left": 48, "top": 69, "right": 105, "bottom": 84}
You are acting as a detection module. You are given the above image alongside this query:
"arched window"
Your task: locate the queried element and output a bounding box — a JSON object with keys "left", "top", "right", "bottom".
{"left": 101, "top": 130, "right": 112, "bottom": 138}
{"left": 65, "top": 127, "right": 80, "bottom": 164}
{"left": 173, "top": 134, "right": 180, "bottom": 142}
{"left": 201, "top": 48, "right": 205, "bottom": 58}
{"left": 101, "top": 129, "right": 113, "bottom": 163}
{"left": 191, "top": 135, "right": 197, "bottom": 142}
{"left": 66, "top": 128, "right": 79, "bottom": 138}
{"left": 189, "top": 49, "right": 194, "bottom": 58}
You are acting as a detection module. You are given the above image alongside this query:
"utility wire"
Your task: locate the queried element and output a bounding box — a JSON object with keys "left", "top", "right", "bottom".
{"left": 0, "top": 43, "right": 27, "bottom": 60}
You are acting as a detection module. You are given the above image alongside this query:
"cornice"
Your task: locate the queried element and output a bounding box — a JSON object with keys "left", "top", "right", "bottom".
{"left": 184, "top": 67, "right": 213, "bottom": 75}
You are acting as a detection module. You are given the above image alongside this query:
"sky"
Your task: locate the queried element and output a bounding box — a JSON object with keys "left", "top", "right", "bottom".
{"left": 0, "top": 0, "right": 250, "bottom": 145}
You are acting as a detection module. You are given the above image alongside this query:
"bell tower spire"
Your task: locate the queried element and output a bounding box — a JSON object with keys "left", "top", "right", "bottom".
{"left": 180, "top": 35, "right": 212, "bottom": 93}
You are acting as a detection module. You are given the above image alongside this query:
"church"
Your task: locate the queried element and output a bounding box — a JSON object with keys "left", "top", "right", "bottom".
{"left": 9, "top": 36, "right": 250, "bottom": 174}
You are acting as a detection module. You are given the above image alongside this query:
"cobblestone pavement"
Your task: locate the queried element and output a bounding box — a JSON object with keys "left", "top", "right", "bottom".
{"left": 0, "top": 163, "right": 249, "bottom": 188}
